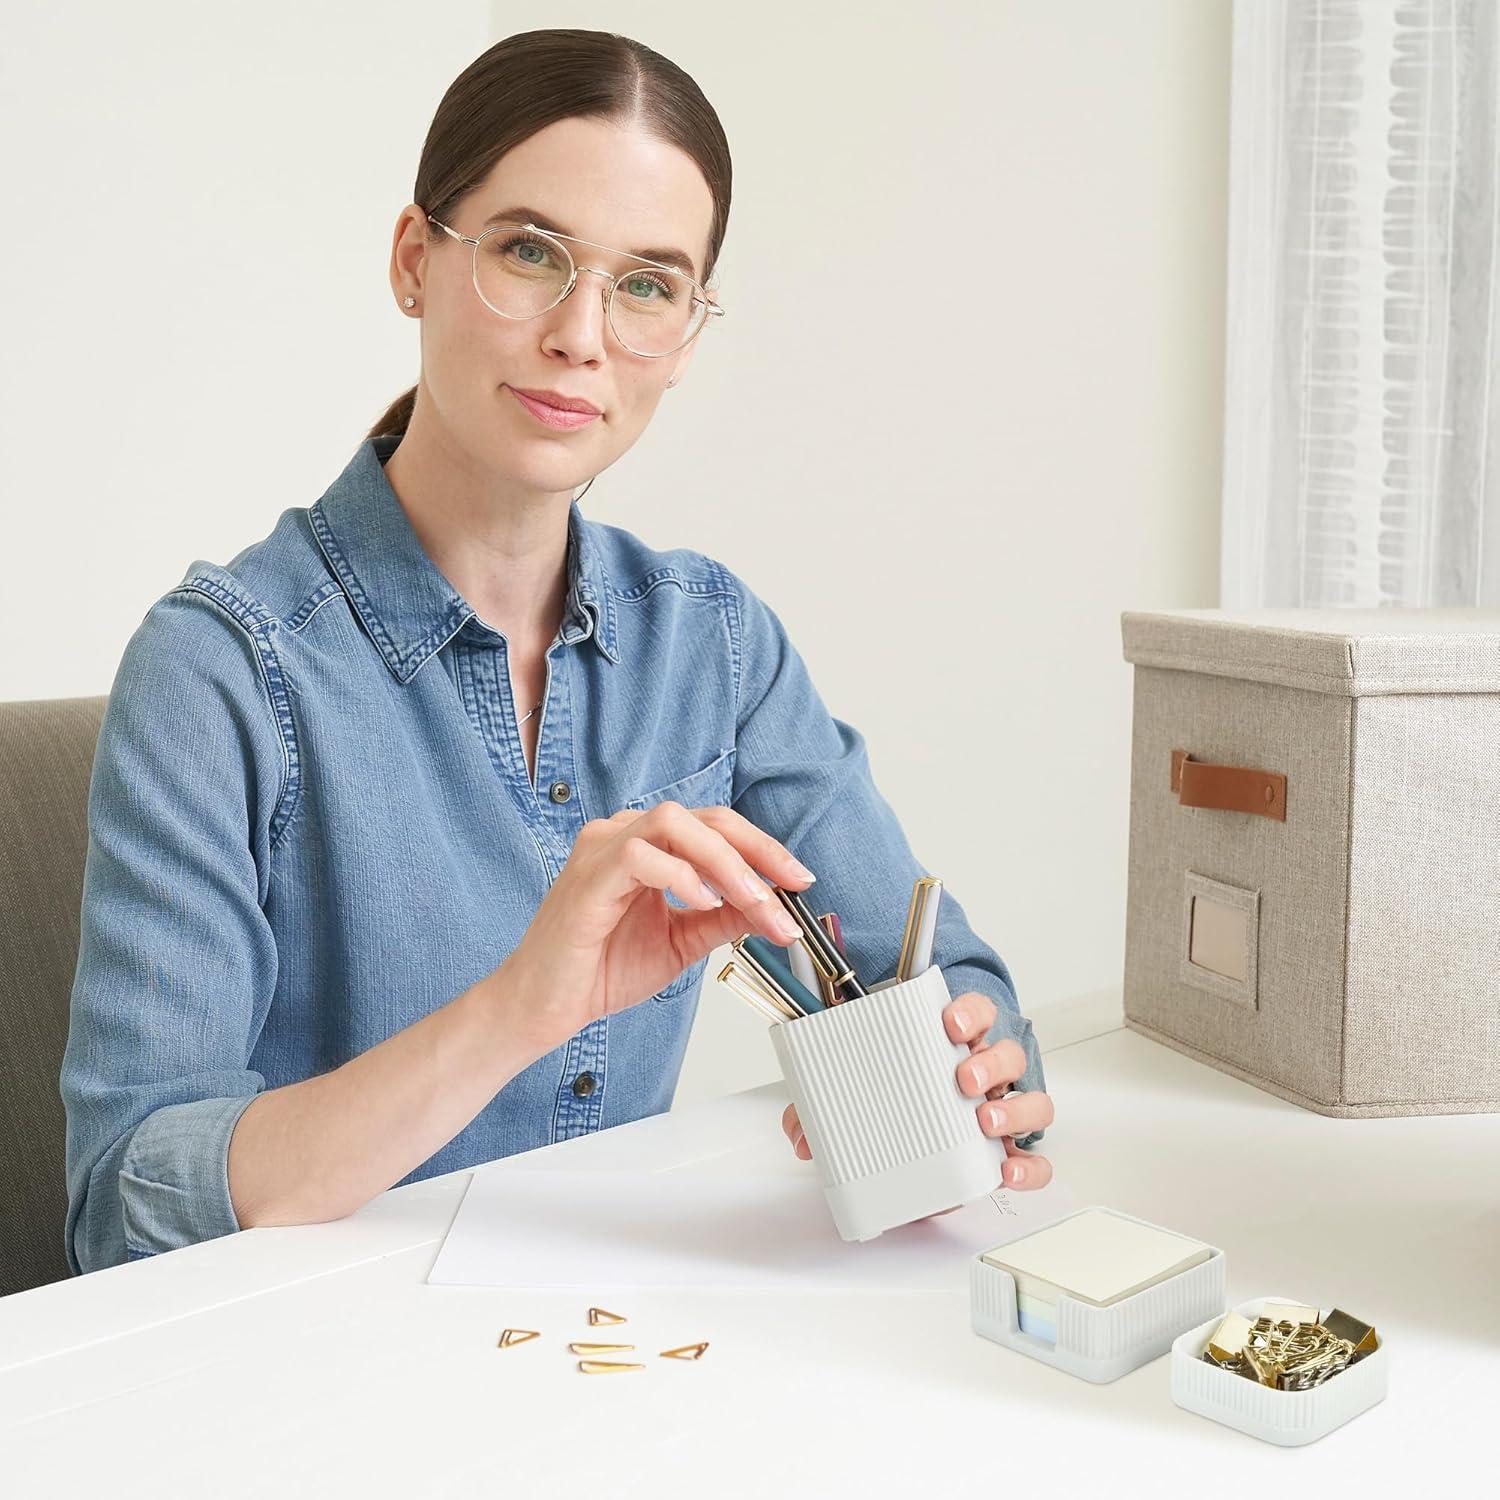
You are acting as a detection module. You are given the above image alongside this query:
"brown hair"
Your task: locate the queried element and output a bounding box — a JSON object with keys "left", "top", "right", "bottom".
{"left": 367, "top": 28, "right": 732, "bottom": 441}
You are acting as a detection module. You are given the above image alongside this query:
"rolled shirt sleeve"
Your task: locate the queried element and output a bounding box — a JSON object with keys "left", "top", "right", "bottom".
{"left": 61, "top": 584, "right": 286, "bottom": 1273}
{"left": 715, "top": 559, "right": 1047, "bottom": 1147}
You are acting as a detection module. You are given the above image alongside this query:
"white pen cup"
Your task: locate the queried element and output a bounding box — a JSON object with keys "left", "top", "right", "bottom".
{"left": 770, "top": 963, "right": 1009, "bottom": 1241}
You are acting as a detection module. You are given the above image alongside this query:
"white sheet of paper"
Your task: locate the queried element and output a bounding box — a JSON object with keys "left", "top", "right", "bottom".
{"left": 425, "top": 1161, "right": 1074, "bottom": 1292}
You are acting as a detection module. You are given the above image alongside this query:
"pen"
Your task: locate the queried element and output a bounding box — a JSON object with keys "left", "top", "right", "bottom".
{"left": 733, "top": 934, "right": 829, "bottom": 1016}
{"left": 728, "top": 938, "right": 805, "bottom": 1016}
{"left": 772, "top": 887, "right": 868, "bottom": 1001}
{"left": 816, "top": 912, "right": 843, "bottom": 1006}
{"left": 897, "top": 877, "right": 944, "bottom": 982}
{"left": 786, "top": 935, "right": 821, "bottom": 996}
{"left": 822, "top": 910, "right": 845, "bottom": 958}
{"left": 718, "top": 961, "right": 798, "bottom": 1024}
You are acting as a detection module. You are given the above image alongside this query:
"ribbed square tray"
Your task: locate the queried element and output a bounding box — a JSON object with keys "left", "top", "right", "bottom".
{"left": 1169, "top": 1294, "right": 1388, "bottom": 1445}
{"left": 969, "top": 1205, "right": 1227, "bottom": 1383}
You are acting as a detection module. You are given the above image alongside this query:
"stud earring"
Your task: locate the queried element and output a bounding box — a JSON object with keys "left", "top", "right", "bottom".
{"left": 666, "top": 376, "right": 677, "bottom": 388}
{"left": 403, "top": 296, "right": 415, "bottom": 308}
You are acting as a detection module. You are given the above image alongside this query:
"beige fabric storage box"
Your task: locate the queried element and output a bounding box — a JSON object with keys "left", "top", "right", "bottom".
{"left": 1120, "top": 607, "right": 1500, "bottom": 1119}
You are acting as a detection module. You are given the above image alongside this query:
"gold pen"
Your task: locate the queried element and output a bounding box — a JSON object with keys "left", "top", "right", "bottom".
{"left": 897, "top": 877, "right": 943, "bottom": 983}
{"left": 718, "top": 960, "right": 798, "bottom": 1023}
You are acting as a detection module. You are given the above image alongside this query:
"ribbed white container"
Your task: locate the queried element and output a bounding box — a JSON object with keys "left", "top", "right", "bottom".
{"left": 769, "top": 964, "right": 1007, "bottom": 1241}
{"left": 1170, "top": 1294, "right": 1388, "bottom": 1445}
{"left": 969, "top": 1206, "right": 1227, "bottom": 1382}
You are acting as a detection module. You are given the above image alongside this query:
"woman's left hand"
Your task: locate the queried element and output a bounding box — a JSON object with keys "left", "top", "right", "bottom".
{"left": 942, "top": 990, "right": 1054, "bottom": 1191}
{"left": 780, "top": 989, "right": 1055, "bottom": 1197}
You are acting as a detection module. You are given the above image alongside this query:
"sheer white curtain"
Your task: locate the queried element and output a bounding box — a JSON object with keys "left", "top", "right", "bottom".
{"left": 1221, "top": 0, "right": 1500, "bottom": 607}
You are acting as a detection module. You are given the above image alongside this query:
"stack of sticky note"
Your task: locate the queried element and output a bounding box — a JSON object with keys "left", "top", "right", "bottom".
{"left": 980, "top": 1208, "right": 1215, "bottom": 1343}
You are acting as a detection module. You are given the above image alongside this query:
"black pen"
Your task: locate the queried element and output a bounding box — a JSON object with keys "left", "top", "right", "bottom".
{"left": 772, "top": 885, "right": 868, "bottom": 1001}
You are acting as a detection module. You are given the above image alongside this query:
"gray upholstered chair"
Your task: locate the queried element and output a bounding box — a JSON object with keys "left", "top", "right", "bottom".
{"left": 0, "top": 695, "right": 106, "bottom": 1296}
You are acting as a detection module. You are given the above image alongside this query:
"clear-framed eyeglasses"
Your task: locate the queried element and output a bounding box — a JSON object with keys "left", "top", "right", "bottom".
{"left": 426, "top": 214, "right": 725, "bottom": 358}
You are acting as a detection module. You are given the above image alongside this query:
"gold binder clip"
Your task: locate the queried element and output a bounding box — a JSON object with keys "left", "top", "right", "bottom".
{"left": 1204, "top": 1312, "right": 1252, "bottom": 1367}
{"left": 497, "top": 1328, "right": 540, "bottom": 1348}
{"left": 569, "top": 1342, "right": 635, "bottom": 1355}
{"left": 1262, "top": 1302, "right": 1320, "bottom": 1326}
{"left": 660, "top": 1342, "right": 709, "bottom": 1361}
{"left": 1323, "top": 1307, "right": 1379, "bottom": 1359}
{"left": 1279, "top": 1333, "right": 1353, "bottom": 1391}
{"left": 578, "top": 1359, "right": 645, "bottom": 1374}
{"left": 1240, "top": 1345, "right": 1278, "bottom": 1388}
{"left": 587, "top": 1306, "right": 627, "bottom": 1326}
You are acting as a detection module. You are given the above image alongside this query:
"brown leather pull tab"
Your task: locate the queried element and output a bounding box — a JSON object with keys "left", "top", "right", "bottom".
{"left": 1170, "top": 749, "right": 1286, "bottom": 821}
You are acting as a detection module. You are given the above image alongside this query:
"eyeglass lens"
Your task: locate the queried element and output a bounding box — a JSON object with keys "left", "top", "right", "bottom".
{"left": 474, "top": 225, "right": 708, "bottom": 355}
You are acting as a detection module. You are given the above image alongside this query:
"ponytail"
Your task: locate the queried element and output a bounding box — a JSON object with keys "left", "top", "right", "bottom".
{"left": 366, "top": 384, "right": 417, "bottom": 441}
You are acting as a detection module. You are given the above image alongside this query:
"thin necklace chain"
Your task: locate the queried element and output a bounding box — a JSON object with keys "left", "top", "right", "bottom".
{"left": 518, "top": 700, "right": 543, "bottom": 724}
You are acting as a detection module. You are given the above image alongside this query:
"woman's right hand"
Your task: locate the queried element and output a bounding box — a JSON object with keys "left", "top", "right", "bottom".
{"left": 496, "top": 801, "right": 815, "bottom": 1056}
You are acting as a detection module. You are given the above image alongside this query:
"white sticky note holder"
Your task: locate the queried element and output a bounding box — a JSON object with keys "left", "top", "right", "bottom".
{"left": 769, "top": 964, "right": 1008, "bottom": 1242}
{"left": 1170, "top": 1294, "right": 1388, "bottom": 1445}
{"left": 969, "top": 1205, "right": 1228, "bottom": 1383}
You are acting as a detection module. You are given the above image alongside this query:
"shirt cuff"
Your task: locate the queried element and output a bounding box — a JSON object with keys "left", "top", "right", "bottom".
{"left": 118, "top": 1093, "right": 260, "bottom": 1259}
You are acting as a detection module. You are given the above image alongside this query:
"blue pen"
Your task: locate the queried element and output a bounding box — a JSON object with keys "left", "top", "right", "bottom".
{"left": 736, "top": 935, "right": 828, "bottom": 1015}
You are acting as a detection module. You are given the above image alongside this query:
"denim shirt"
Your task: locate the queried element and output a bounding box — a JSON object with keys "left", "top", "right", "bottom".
{"left": 60, "top": 433, "right": 1044, "bottom": 1275}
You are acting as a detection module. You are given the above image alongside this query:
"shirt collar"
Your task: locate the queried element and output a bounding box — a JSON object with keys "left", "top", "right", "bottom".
{"left": 309, "top": 434, "right": 619, "bottom": 684}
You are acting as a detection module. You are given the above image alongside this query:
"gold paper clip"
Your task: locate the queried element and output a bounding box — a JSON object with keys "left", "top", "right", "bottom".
{"left": 578, "top": 1359, "right": 645, "bottom": 1374}
{"left": 569, "top": 1342, "right": 634, "bottom": 1355}
{"left": 497, "top": 1328, "right": 540, "bottom": 1348}
{"left": 587, "top": 1306, "right": 627, "bottom": 1326}
{"left": 660, "top": 1342, "right": 709, "bottom": 1360}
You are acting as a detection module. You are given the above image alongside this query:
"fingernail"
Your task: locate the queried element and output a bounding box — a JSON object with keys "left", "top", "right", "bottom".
{"left": 985, "top": 1104, "right": 1007, "bottom": 1133}
{"left": 743, "top": 873, "right": 770, "bottom": 902}
{"left": 775, "top": 914, "right": 802, "bottom": 941}
{"left": 950, "top": 1006, "right": 971, "bottom": 1034}
{"left": 700, "top": 881, "right": 724, "bottom": 906}
{"left": 791, "top": 862, "right": 815, "bottom": 883}
{"left": 1011, "top": 1162, "right": 1027, "bottom": 1187}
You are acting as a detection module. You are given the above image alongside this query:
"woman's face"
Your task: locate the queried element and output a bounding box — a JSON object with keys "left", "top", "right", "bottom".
{"left": 390, "top": 116, "right": 717, "bottom": 495}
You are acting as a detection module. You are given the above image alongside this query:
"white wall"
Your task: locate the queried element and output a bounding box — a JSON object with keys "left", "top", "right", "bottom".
{"left": 1, "top": 1, "right": 491, "bottom": 669}
{"left": 2, "top": 3, "right": 1230, "bottom": 1108}
{"left": 559, "top": 0, "right": 1230, "bottom": 1101}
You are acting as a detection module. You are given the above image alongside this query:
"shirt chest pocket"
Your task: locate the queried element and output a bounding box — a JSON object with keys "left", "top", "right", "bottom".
{"left": 623, "top": 745, "right": 737, "bottom": 999}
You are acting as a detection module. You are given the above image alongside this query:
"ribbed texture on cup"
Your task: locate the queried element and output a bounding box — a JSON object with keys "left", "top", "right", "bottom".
{"left": 777, "top": 968, "right": 972, "bottom": 1188}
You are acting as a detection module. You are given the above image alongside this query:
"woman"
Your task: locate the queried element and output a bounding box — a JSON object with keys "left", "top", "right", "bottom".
{"left": 61, "top": 28, "right": 1054, "bottom": 1275}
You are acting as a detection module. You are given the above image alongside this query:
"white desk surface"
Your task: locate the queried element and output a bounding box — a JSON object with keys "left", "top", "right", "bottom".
{"left": 3, "top": 1023, "right": 1494, "bottom": 1497}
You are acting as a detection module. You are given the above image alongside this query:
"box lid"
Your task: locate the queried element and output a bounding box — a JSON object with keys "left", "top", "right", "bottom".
{"left": 1120, "top": 608, "right": 1500, "bottom": 696}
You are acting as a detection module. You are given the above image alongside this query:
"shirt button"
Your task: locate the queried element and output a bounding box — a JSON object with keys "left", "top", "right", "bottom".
{"left": 549, "top": 780, "right": 572, "bottom": 804}
{"left": 571, "top": 1071, "right": 596, "bottom": 1097}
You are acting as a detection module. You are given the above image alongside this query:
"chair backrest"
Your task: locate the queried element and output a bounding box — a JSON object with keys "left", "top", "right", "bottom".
{"left": 0, "top": 695, "right": 106, "bottom": 1296}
